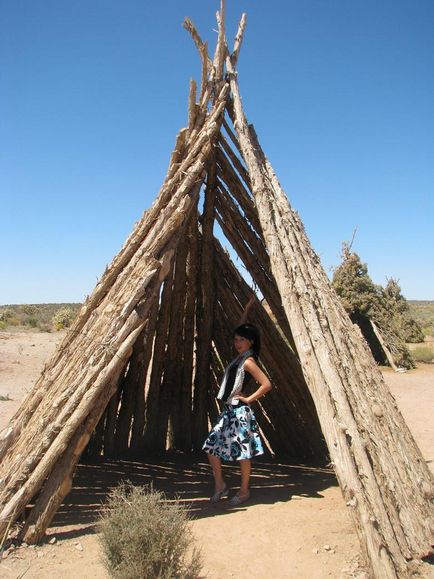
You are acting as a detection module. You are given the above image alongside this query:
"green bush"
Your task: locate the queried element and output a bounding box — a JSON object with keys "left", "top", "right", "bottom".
{"left": 0, "top": 321, "right": 6, "bottom": 330}
{"left": 411, "top": 346, "right": 434, "bottom": 364}
{"left": 25, "top": 317, "right": 38, "bottom": 328}
{"left": 52, "top": 307, "right": 75, "bottom": 330}
{"left": 98, "top": 483, "right": 202, "bottom": 579}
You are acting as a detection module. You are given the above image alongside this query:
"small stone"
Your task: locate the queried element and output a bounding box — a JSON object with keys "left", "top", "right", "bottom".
{"left": 37, "top": 551, "right": 44, "bottom": 558}
{"left": 312, "top": 547, "right": 319, "bottom": 555}
{"left": 48, "top": 537, "right": 57, "bottom": 545}
{"left": 2, "top": 550, "right": 10, "bottom": 560}
{"left": 75, "top": 543, "right": 83, "bottom": 552}
{"left": 323, "top": 544, "right": 332, "bottom": 551}
{"left": 21, "top": 542, "right": 28, "bottom": 548}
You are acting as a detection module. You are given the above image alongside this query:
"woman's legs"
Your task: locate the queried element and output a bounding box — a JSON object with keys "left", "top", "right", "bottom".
{"left": 207, "top": 453, "right": 227, "bottom": 492}
{"left": 239, "top": 459, "right": 251, "bottom": 496}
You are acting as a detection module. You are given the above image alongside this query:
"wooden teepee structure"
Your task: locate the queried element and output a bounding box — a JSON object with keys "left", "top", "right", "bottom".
{"left": 0, "top": 4, "right": 432, "bottom": 576}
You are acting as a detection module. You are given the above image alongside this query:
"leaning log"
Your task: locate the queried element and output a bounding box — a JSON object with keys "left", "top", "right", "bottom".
{"left": 227, "top": 56, "right": 434, "bottom": 577}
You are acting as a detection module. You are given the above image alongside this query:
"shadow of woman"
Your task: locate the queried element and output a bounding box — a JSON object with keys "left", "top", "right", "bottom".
{"left": 48, "top": 453, "right": 338, "bottom": 541}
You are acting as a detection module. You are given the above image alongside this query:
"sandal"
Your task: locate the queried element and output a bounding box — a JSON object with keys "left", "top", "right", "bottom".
{"left": 210, "top": 486, "right": 229, "bottom": 504}
{"left": 228, "top": 492, "right": 250, "bottom": 507}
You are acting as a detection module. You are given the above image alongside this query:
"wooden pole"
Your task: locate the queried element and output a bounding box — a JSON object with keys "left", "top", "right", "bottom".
{"left": 192, "top": 161, "right": 218, "bottom": 449}
{"left": 227, "top": 56, "right": 434, "bottom": 576}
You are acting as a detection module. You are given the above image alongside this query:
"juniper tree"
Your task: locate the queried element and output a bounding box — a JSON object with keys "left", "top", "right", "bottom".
{"left": 332, "top": 244, "right": 415, "bottom": 368}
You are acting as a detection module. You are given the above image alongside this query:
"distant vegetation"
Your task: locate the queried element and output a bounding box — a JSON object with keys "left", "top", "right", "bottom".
{"left": 1, "top": 300, "right": 432, "bottom": 338}
{"left": 0, "top": 303, "right": 81, "bottom": 332}
{"left": 408, "top": 301, "right": 434, "bottom": 338}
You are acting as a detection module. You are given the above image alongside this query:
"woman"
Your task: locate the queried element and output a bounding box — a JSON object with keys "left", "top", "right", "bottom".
{"left": 202, "top": 319, "right": 272, "bottom": 506}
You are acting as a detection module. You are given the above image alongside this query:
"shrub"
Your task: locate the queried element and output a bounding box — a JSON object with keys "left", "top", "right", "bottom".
{"left": 0, "top": 308, "right": 14, "bottom": 323}
{"left": 98, "top": 483, "right": 202, "bottom": 579}
{"left": 25, "top": 317, "right": 38, "bottom": 328}
{"left": 22, "top": 304, "right": 39, "bottom": 316}
{"left": 0, "top": 321, "right": 5, "bottom": 330}
{"left": 52, "top": 307, "right": 75, "bottom": 330}
{"left": 411, "top": 346, "right": 434, "bottom": 364}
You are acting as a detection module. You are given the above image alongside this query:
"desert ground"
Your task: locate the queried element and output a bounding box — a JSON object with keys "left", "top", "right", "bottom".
{"left": 0, "top": 330, "right": 433, "bottom": 579}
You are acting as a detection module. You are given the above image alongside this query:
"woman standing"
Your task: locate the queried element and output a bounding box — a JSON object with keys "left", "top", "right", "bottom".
{"left": 202, "top": 318, "right": 272, "bottom": 506}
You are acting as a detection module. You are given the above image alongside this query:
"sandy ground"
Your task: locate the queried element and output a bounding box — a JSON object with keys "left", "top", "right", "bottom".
{"left": 0, "top": 330, "right": 433, "bottom": 579}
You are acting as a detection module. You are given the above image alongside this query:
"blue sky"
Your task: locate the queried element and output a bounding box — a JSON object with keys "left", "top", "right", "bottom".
{"left": 1, "top": 0, "right": 433, "bottom": 304}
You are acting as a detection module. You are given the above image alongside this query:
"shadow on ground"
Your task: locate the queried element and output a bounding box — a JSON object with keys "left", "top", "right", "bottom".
{"left": 49, "top": 453, "right": 337, "bottom": 540}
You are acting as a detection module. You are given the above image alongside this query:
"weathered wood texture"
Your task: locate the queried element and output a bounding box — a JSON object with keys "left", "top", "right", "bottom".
{"left": 0, "top": 6, "right": 432, "bottom": 577}
{"left": 0, "top": 78, "right": 229, "bottom": 540}
{"left": 227, "top": 57, "right": 434, "bottom": 577}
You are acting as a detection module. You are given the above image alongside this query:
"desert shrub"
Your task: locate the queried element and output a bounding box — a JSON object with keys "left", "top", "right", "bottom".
{"left": 98, "top": 483, "right": 201, "bottom": 579}
{"left": 22, "top": 304, "right": 40, "bottom": 316}
{"left": 0, "top": 321, "right": 5, "bottom": 330}
{"left": 0, "top": 308, "right": 14, "bottom": 323}
{"left": 52, "top": 307, "right": 75, "bottom": 330}
{"left": 411, "top": 346, "right": 434, "bottom": 364}
{"left": 25, "top": 317, "right": 38, "bottom": 328}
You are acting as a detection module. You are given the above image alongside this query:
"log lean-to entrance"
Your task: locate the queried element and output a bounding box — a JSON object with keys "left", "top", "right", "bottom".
{"left": 0, "top": 3, "right": 432, "bottom": 577}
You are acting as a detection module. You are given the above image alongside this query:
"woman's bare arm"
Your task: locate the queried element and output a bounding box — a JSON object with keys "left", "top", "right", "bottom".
{"left": 238, "top": 295, "right": 255, "bottom": 326}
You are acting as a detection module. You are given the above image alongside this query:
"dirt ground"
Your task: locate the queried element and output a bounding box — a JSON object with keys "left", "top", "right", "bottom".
{"left": 0, "top": 330, "right": 433, "bottom": 579}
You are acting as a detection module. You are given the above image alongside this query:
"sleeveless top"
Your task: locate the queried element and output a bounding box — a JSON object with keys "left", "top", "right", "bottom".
{"left": 222, "top": 362, "right": 253, "bottom": 405}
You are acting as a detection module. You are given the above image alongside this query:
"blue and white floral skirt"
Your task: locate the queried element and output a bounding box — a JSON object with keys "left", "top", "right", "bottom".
{"left": 202, "top": 404, "right": 264, "bottom": 461}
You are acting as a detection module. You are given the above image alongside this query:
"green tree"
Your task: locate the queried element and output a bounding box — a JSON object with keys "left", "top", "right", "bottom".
{"left": 332, "top": 244, "right": 415, "bottom": 369}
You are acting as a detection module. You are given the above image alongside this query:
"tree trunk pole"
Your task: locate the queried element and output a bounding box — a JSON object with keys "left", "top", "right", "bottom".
{"left": 227, "top": 57, "right": 434, "bottom": 577}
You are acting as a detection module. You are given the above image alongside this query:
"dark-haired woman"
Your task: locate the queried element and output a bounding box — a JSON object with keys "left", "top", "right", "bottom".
{"left": 202, "top": 320, "right": 272, "bottom": 506}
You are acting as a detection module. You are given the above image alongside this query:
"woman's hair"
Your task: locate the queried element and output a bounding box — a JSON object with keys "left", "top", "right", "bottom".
{"left": 233, "top": 323, "right": 261, "bottom": 359}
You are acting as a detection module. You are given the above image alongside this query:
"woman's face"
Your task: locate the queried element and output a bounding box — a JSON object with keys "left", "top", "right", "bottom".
{"left": 233, "top": 333, "right": 253, "bottom": 354}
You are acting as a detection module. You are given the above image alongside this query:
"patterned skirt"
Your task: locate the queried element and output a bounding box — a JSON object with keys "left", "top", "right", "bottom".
{"left": 202, "top": 404, "right": 264, "bottom": 461}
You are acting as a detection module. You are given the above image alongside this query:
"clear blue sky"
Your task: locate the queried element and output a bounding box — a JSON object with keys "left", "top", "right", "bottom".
{"left": 1, "top": 0, "right": 433, "bottom": 304}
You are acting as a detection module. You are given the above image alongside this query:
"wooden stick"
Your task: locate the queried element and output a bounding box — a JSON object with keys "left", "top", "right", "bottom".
{"left": 227, "top": 55, "right": 434, "bottom": 575}
{"left": 192, "top": 162, "right": 217, "bottom": 449}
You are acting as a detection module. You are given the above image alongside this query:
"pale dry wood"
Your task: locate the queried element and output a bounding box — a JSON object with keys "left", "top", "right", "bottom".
{"left": 227, "top": 56, "right": 434, "bottom": 576}
{"left": 176, "top": 216, "right": 199, "bottom": 450}
{"left": 103, "top": 384, "right": 121, "bottom": 457}
{"left": 0, "top": 125, "right": 217, "bottom": 463}
{"left": 214, "top": 187, "right": 294, "bottom": 348}
{"left": 113, "top": 332, "right": 148, "bottom": 454}
{"left": 230, "top": 13, "right": 247, "bottom": 68}
{"left": 192, "top": 160, "right": 218, "bottom": 449}
{"left": 0, "top": 89, "right": 228, "bottom": 537}
{"left": 158, "top": 231, "right": 190, "bottom": 449}
{"left": 129, "top": 297, "right": 160, "bottom": 453}
{"left": 142, "top": 266, "right": 175, "bottom": 451}
{"left": 370, "top": 319, "right": 399, "bottom": 372}
{"left": 213, "top": 0, "right": 226, "bottom": 82}
{"left": 188, "top": 78, "right": 198, "bottom": 135}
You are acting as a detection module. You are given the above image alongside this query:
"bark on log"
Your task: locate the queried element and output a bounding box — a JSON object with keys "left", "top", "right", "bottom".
{"left": 370, "top": 319, "right": 399, "bottom": 372}
{"left": 103, "top": 386, "right": 121, "bottom": 458}
{"left": 142, "top": 267, "right": 175, "bottom": 451}
{"left": 192, "top": 161, "right": 218, "bottom": 449}
{"left": 227, "top": 57, "right": 434, "bottom": 576}
{"left": 178, "top": 217, "right": 199, "bottom": 450}
{"left": 129, "top": 297, "right": 160, "bottom": 454}
{"left": 158, "top": 229, "right": 190, "bottom": 450}
{"left": 0, "top": 84, "right": 229, "bottom": 463}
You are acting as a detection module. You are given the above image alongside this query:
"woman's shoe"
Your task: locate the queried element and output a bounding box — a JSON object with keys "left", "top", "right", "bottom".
{"left": 210, "top": 486, "right": 229, "bottom": 504}
{"left": 228, "top": 492, "right": 250, "bottom": 507}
